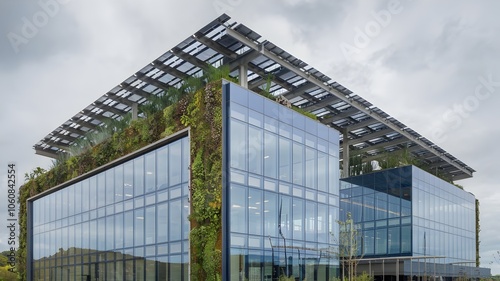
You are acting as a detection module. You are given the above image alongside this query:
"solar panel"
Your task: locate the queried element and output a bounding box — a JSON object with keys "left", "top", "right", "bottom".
{"left": 33, "top": 14, "right": 474, "bottom": 180}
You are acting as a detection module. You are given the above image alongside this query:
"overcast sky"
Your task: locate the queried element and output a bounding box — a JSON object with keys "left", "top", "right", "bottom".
{"left": 1, "top": 0, "right": 499, "bottom": 275}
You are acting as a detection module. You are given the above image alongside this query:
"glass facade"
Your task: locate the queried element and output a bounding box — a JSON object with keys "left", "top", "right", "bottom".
{"left": 411, "top": 166, "right": 475, "bottom": 264}
{"left": 31, "top": 135, "right": 190, "bottom": 280}
{"left": 226, "top": 83, "right": 341, "bottom": 281}
{"left": 340, "top": 166, "right": 476, "bottom": 264}
{"left": 340, "top": 166, "right": 413, "bottom": 257}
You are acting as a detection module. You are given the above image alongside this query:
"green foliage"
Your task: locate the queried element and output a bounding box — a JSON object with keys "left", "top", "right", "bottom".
{"left": 258, "top": 74, "right": 275, "bottom": 99}
{"left": 376, "top": 148, "right": 420, "bottom": 170}
{"left": 183, "top": 82, "right": 223, "bottom": 281}
{"left": 203, "top": 64, "right": 234, "bottom": 83}
{"left": 353, "top": 272, "right": 373, "bottom": 281}
{"left": 291, "top": 105, "right": 318, "bottom": 120}
{"left": 279, "top": 274, "right": 296, "bottom": 281}
{"left": 346, "top": 148, "right": 462, "bottom": 187}
{"left": 67, "top": 114, "right": 132, "bottom": 157}
{"left": 0, "top": 265, "right": 16, "bottom": 281}
{"left": 0, "top": 254, "right": 7, "bottom": 267}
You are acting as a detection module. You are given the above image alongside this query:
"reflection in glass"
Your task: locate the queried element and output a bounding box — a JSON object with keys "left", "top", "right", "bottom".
{"left": 134, "top": 157, "right": 145, "bottom": 196}
{"left": 264, "top": 132, "right": 277, "bottom": 179}
{"left": 279, "top": 137, "right": 291, "bottom": 182}
{"left": 145, "top": 152, "right": 156, "bottom": 193}
{"left": 169, "top": 140, "right": 182, "bottom": 186}
{"left": 145, "top": 206, "right": 156, "bottom": 245}
{"left": 231, "top": 185, "right": 247, "bottom": 234}
{"left": 170, "top": 200, "right": 182, "bottom": 241}
{"left": 157, "top": 203, "right": 168, "bottom": 243}
{"left": 248, "top": 126, "right": 263, "bottom": 175}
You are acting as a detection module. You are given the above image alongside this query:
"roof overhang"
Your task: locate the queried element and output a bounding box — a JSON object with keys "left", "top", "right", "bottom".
{"left": 34, "top": 14, "right": 474, "bottom": 180}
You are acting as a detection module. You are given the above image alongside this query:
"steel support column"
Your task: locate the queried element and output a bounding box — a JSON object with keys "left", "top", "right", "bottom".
{"left": 132, "top": 103, "right": 138, "bottom": 120}
{"left": 239, "top": 63, "right": 248, "bottom": 88}
{"left": 342, "top": 129, "right": 350, "bottom": 177}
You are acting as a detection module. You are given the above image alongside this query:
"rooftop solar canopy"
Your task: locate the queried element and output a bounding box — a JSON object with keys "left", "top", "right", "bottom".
{"left": 34, "top": 14, "right": 475, "bottom": 181}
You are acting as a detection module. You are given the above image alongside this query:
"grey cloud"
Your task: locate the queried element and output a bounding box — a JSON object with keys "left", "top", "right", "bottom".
{"left": 0, "top": 0, "right": 82, "bottom": 70}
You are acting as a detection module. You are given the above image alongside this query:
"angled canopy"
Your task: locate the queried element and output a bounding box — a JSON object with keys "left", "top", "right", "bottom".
{"left": 34, "top": 14, "right": 474, "bottom": 180}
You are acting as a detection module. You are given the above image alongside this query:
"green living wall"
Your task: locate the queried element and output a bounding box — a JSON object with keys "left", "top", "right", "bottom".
{"left": 19, "top": 81, "right": 224, "bottom": 281}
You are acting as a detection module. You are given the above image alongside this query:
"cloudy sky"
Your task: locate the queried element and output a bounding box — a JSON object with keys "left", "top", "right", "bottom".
{"left": 1, "top": 0, "right": 499, "bottom": 274}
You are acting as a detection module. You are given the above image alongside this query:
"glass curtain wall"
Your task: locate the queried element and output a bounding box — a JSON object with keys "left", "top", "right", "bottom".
{"left": 31, "top": 136, "right": 190, "bottom": 281}
{"left": 340, "top": 165, "right": 476, "bottom": 265}
{"left": 226, "top": 83, "right": 341, "bottom": 281}
{"left": 411, "top": 166, "right": 476, "bottom": 264}
{"left": 340, "top": 166, "right": 413, "bottom": 257}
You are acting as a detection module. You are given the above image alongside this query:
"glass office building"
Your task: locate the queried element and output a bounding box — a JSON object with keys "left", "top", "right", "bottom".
{"left": 25, "top": 14, "right": 490, "bottom": 281}
{"left": 339, "top": 165, "right": 488, "bottom": 278}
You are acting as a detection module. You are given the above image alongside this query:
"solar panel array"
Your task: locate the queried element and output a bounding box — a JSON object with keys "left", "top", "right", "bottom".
{"left": 34, "top": 14, "right": 474, "bottom": 180}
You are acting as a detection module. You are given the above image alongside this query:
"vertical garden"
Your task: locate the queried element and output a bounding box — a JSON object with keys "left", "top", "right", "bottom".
{"left": 19, "top": 75, "right": 227, "bottom": 280}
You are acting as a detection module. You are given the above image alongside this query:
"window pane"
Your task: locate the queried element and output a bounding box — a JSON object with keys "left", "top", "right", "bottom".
{"left": 97, "top": 218, "right": 105, "bottom": 251}
{"left": 145, "top": 206, "right": 156, "bottom": 245}
{"left": 89, "top": 220, "right": 97, "bottom": 252}
{"left": 135, "top": 208, "right": 145, "bottom": 246}
{"left": 157, "top": 147, "right": 168, "bottom": 189}
{"left": 169, "top": 140, "right": 182, "bottom": 185}
{"left": 145, "top": 152, "right": 156, "bottom": 193}
{"left": 134, "top": 156, "right": 145, "bottom": 196}
{"left": 317, "top": 152, "right": 328, "bottom": 192}
{"left": 248, "top": 188, "right": 262, "bottom": 236}
{"left": 264, "top": 192, "right": 277, "bottom": 237}
{"left": 115, "top": 213, "right": 124, "bottom": 249}
{"left": 123, "top": 162, "right": 134, "bottom": 200}
{"left": 375, "top": 228, "right": 387, "bottom": 255}
{"left": 231, "top": 119, "right": 247, "bottom": 170}
{"left": 248, "top": 126, "right": 263, "bottom": 175}
{"left": 305, "top": 147, "right": 316, "bottom": 189}
{"left": 157, "top": 203, "right": 168, "bottom": 243}
{"left": 388, "top": 227, "right": 400, "bottom": 254}
{"left": 89, "top": 177, "right": 97, "bottom": 210}
{"left": 115, "top": 165, "right": 124, "bottom": 202}
{"left": 264, "top": 132, "right": 277, "bottom": 179}
{"left": 230, "top": 185, "right": 247, "bottom": 234}
{"left": 317, "top": 204, "right": 328, "bottom": 243}
{"left": 292, "top": 143, "right": 304, "bottom": 186}
{"left": 170, "top": 200, "right": 182, "bottom": 241}
{"left": 401, "top": 225, "right": 411, "bottom": 253}
{"left": 124, "top": 211, "right": 134, "bottom": 248}
{"left": 293, "top": 198, "right": 304, "bottom": 240}
{"left": 363, "top": 230, "right": 375, "bottom": 255}
{"left": 97, "top": 174, "right": 105, "bottom": 208}
{"left": 279, "top": 137, "right": 291, "bottom": 182}
{"left": 106, "top": 169, "right": 115, "bottom": 205}
{"left": 305, "top": 201, "right": 317, "bottom": 242}
{"left": 106, "top": 216, "right": 115, "bottom": 250}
